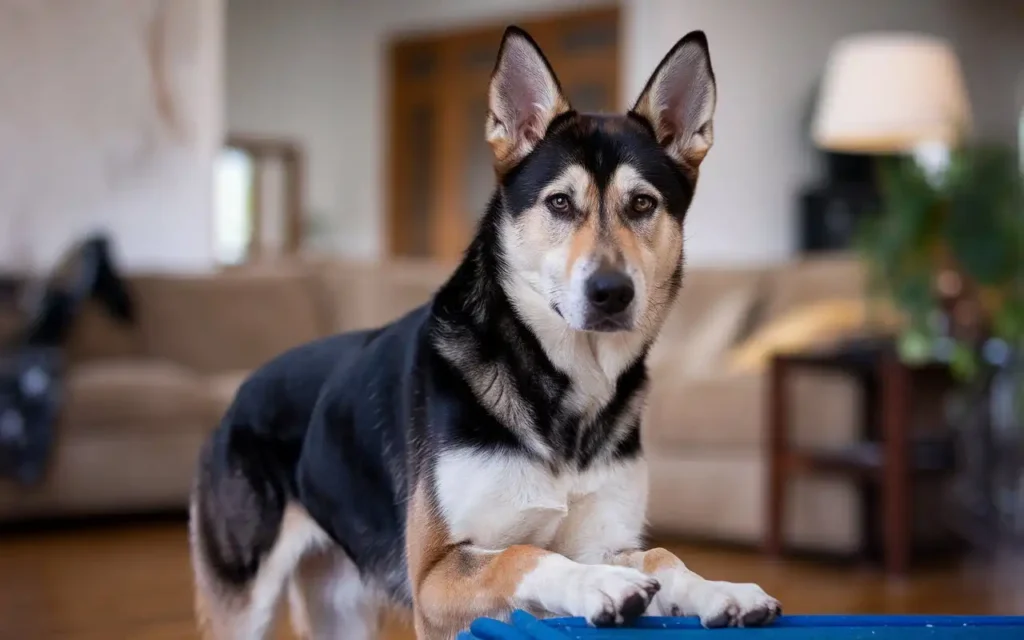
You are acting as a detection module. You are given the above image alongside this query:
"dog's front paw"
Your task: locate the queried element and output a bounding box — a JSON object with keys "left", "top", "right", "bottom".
{"left": 563, "top": 565, "right": 660, "bottom": 627}
{"left": 680, "top": 580, "right": 781, "bottom": 628}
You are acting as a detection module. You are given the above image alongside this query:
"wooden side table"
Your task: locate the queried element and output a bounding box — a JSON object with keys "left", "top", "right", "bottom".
{"left": 764, "top": 340, "right": 954, "bottom": 575}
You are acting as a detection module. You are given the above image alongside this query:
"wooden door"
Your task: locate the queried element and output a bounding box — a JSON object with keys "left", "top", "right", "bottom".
{"left": 386, "top": 7, "right": 620, "bottom": 263}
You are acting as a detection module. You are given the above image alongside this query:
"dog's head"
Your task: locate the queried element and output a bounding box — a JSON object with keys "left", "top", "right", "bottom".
{"left": 489, "top": 27, "right": 716, "bottom": 334}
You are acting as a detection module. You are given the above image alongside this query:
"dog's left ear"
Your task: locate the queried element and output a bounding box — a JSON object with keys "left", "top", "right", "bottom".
{"left": 487, "top": 26, "right": 571, "bottom": 174}
{"left": 632, "top": 31, "right": 717, "bottom": 172}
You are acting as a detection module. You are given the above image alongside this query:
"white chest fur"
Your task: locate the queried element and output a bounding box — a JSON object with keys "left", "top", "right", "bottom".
{"left": 433, "top": 450, "right": 648, "bottom": 557}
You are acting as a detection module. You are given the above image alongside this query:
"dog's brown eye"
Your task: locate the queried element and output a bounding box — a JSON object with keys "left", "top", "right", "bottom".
{"left": 630, "top": 195, "right": 657, "bottom": 215}
{"left": 546, "top": 193, "right": 572, "bottom": 215}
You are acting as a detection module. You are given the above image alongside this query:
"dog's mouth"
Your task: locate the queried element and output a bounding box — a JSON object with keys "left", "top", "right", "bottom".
{"left": 582, "top": 313, "right": 634, "bottom": 333}
{"left": 551, "top": 303, "right": 634, "bottom": 333}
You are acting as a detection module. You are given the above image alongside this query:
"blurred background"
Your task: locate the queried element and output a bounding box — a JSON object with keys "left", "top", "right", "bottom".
{"left": 0, "top": 1, "right": 1023, "bottom": 638}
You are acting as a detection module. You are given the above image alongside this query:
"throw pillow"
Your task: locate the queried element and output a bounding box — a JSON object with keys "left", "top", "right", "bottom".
{"left": 672, "top": 286, "right": 761, "bottom": 378}
{"left": 725, "top": 297, "right": 904, "bottom": 374}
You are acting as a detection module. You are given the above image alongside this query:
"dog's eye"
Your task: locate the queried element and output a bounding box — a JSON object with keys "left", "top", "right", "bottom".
{"left": 546, "top": 193, "right": 572, "bottom": 215}
{"left": 630, "top": 195, "right": 657, "bottom": 216}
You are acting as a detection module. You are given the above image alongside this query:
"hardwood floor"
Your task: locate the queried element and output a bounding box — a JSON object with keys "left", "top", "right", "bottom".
{"left": 1, "top": 520, "right": 1022, "bottom": 639}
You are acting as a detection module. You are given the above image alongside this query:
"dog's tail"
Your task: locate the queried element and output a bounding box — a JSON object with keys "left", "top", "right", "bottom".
{"left": 188, "top": 421, "right": 296, "bottom": 636}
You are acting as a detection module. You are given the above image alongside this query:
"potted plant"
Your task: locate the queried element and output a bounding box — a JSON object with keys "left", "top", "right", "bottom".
{"left": 857, "top": 144, "right": 1024, "bottom": 377}
{"left": 856, "top": 142, "right": 1024, "bottom": 542}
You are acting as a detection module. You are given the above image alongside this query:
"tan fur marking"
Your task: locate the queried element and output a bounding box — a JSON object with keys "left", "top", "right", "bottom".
{"left": 548, "top": 165, "right": 600, "bottom": 279}
{"left": 633, "top": 91, "right": 713, "bottom": 178}
{"left": 612, "top": 220, "right": 643, "bottom": 267}
{"left": 603, "top": 164, "right": 658, "bottom": 269}
{"left": 640, "top": 548, "right": 687, "bottom": 574}
{"left": 608, "top": 547, "right": 687, "bottom": 574}
{"left": 488, "top": 94, "right": 571, "bottom": 177}
{"left": 683, "top": 144, "right": 710, "bottom": 168}
{"left": 579, "top": 170, "right": 601, "bottom": 218}
{"left": 407, "top": 482, "right": 552, "bottom": 640}
{"left": 565, "top": 210, "right": 599, "bottom": 279}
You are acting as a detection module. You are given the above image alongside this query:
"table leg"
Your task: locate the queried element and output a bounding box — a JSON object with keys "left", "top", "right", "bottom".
{"left": 766, "top": 356, "right": 788, "bottom": 556}
{"left": 881, "top": 354, "right": 911, "bottom": 575}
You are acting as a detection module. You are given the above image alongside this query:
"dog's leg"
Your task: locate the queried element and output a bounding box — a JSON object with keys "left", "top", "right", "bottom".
{"left": 607, "top": 548, "right": 781, "bottom": 628}
{"left": 406, "top": 482, "right": 660, "bottom": 640}
{"left": 550, "top": 458, "right": 781, "bottom": 629}
{"left": 191, "top": 493, "right": 327, "bottom": 639}
{"left": 287, "top": 547, "right": 380, "bottom": 640}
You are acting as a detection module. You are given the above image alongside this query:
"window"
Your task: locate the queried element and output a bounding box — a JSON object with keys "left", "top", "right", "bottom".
{"left": 213, "top": 147, "right": 254, "bottom": 266}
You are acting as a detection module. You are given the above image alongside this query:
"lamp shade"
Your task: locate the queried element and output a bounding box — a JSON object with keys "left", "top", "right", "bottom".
{"left": 812, "top": 32, "right": 972, "bottom": 154}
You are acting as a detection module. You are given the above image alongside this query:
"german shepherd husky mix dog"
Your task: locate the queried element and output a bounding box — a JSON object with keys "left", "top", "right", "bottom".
{"left": 189, "top": 26, "right": 781, "bottom": 640}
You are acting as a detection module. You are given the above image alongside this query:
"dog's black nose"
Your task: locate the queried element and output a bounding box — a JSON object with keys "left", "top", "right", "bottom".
{"left": 586, "top": 270, "right": 635, "bottom": 315}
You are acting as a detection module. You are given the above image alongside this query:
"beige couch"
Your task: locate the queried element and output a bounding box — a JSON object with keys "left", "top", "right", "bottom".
{"left": 0, "top": 267, "right": 332, "bottom": 520}
{"left": 645, "top": 256, "right": 868, "bottom": 553}
{"left": 0, "top": 254, "right": 871, "bottom": 554}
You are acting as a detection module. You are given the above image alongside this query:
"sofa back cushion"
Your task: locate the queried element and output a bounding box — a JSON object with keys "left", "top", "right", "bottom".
{"left": 649, "top": 267, "right": 765, "bottom": 378}
{"left": 65, "top": 299, "right": 145, "bottom": 364}
{"left": 762, "top": 252, "right": 867, "bottom": 323}
{"left": 317, "top": 258, "right": 453, "bottom": 333}
{"left": 132, "top": 269, "right": 329, "bottom": 373}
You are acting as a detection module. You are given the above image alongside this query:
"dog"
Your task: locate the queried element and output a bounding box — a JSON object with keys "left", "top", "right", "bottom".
{"left": 188, "top": 25, "right": 781, "bottom": 640}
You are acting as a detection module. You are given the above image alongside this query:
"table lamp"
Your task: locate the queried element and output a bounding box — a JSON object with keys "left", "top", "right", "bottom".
{"left": 811, "top": 32, "right": 972, "bottom": 178}
{"left": 810, "top": 32, "right": 973, "bottom": 345}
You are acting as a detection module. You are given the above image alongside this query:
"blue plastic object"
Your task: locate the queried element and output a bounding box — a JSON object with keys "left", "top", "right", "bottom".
{"left": 456, "top": 610, "right": 1024, "bottom": 639}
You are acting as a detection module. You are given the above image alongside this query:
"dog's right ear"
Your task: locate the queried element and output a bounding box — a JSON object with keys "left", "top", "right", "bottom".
{"left": 486, "top": 26, "right": 571, "bottom": 174}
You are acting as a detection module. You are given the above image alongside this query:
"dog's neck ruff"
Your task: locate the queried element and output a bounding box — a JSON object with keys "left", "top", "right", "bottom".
{"left": 429, "top": 209, "right": 653, "bottom": 468}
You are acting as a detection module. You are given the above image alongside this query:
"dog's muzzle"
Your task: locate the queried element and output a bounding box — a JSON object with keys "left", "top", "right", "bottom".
{"left": 583, "top": 268, "right": 635, "bottom": 331}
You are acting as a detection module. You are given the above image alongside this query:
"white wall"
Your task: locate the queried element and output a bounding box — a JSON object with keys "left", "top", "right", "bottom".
{"left": 0, "top": 0, "right": 224, "bottom": 273}
{"left": 226, "top": 0, "right": 1022, "bottom": 266}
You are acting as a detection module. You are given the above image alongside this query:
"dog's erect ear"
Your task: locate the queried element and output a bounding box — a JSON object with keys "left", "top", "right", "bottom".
{"left": 632, "top": 31, "right": 716, "bottom": 172}
{"left": 487, "top": 26, "right": 571, "bottom": 173}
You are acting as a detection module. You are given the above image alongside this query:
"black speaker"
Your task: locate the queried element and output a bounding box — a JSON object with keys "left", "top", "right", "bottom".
{"left": 799, "top": 184, "right": 879, "bottom": 254}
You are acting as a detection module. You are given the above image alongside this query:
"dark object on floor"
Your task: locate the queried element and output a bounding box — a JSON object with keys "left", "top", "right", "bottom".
{"left": 0, "top": 234, "right": 134, "bottom": 486}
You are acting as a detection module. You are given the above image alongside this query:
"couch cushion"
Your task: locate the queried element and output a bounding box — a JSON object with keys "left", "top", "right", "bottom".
{"left": 204, "top": 369, "right": 251, "bottom": 415}
{"left": 645, "top": 371, "right": 764, "bottom": 449}
{"left": 65, "top": 298, "right": 144, "bottom": 364}
{"left": 651, "top": 286, "right": 759, "bottom": 379}
{"left": 317, "top": 259, "right": 451, "bottom": 332}
{"left": 64, "top": 360, "right": 214, "bottom": 434}
{"left": 644, "top": 368, "right": 859, "bottom": 449}
{"left": 645, "top": 450, "right": 953, "bottom": 552}
{"left": 726, "top": 297, "right": 904, "bottom": 374}
{"left": 134, "top": 270, "right": 328, "bottom": 373}
{"left": 658, "top": 267, "right": 765, "bottom": 345}
{"left": 0, "top": 430, "right": 207, "bottom": 519}
{"left": 645, "top": 450, "right": 861, "bottom": 552}
{"left": 650, "top": 267, "right": 764, "bottom": 379}
{"left": 763, "top": 253, "right": 867, "bottom": 323}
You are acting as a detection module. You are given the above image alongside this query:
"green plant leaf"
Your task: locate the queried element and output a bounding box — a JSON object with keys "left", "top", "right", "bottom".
{"left": 946, "top": 146, "right": 1023, "bottom": 285}
{"left": 949, "top": 341, "right": 979, "bottom": 381}
{"left": 861, "top": 141, "right": 1024, "bottom": 353}
{"left": 898, "top": 329, "right": 933, "bottom": 364}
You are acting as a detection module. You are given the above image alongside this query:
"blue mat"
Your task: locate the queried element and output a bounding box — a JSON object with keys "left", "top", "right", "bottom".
{"left": 457, "top": 610, "right": 1024, "bottom": 639}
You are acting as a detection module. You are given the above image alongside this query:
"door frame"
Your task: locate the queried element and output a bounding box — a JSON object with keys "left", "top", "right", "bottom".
{"left": 383, "top": 5, "right": 622, "bottom": 263}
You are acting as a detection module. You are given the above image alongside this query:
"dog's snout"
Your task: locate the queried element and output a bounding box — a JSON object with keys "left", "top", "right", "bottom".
{"left": 585, "top": 270, "right": 634, "bottom": 315}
